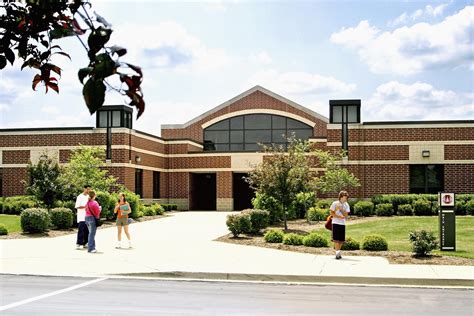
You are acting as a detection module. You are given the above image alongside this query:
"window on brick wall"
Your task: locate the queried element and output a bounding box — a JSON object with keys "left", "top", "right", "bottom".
{"left": 203, "top": 114, "right": 313, "bottom": 152}
{"left": 409, "top": 165, "right": 444, "bottom": 194}
{"left": 135, "top": 169, "right": 143, "bottom": 198}
{"left": 153, "top": 171, "right": 160, "bottom": 199}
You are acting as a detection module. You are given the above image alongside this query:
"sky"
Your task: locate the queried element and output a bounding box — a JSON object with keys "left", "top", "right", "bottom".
{"left": 0, "top": 0, "right": 473, "bottom": 136}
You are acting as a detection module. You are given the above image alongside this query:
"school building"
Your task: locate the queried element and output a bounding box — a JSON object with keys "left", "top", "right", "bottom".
{"left": 1, "top": 86, "right": 473, "bottom": 210}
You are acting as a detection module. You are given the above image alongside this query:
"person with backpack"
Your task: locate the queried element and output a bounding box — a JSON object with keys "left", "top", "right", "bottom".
{"left": 330, "top": 190, "right": 350, "bottom": 260}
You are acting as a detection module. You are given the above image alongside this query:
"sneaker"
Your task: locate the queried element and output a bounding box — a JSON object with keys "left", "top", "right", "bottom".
{"left": 336, "top": 253, "right": 342, "bottom": 260}
{"left": 90, "top": 249, "right": 97, "bottom": 253}
{"left": 128, "top": 241, "right": 132, "bottom": 249}
{"left": 76, "top": 244, "right": 82, "bottom": 250}
{"left": 83, "top": 244, "right": 88, "bottom": 249}
{"left": 115, "top": 243, "right": 122, "bottom": 249}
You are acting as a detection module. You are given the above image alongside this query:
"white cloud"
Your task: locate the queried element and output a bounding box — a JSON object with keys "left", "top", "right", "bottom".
{"left": 331, "top": 6, "right": 473, "bottom": 75}
{"left": 250, "top": 52, "right": 273, "bottom": 65}
{"left": 363, "top": 81, "right": 473, "bottom": 121}
{"left": 245, "top": 69, "right": 356, "bottom": 96}
{"left": 389, "top": 2, "right": 450, "bottom": 27}
{"left": 110, "top": 21, "right": 233, "bottom": 72}
{"left": 41, "top": 105, "right": 61, "bottom": 114}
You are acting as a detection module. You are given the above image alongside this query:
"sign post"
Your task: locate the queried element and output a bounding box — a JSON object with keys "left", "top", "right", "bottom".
{"left": 438, "top": 192, "right": 455, "bottom": 251}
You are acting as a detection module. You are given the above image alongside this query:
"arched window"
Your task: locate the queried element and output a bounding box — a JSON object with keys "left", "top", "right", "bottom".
{"left": 203, "top": 114, "right": 313, "bottom": 151}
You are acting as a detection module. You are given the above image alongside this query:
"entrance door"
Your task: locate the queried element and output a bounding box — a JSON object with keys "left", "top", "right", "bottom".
{"left": 190, "top": 173, "right": 216, "bottom": 210}
{"left": 233, "top": 173, "right": 255, "bottom": 211}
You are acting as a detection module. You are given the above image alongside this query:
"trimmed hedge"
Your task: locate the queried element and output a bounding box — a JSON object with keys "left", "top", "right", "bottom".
{"left": 315, "top": 199, "right": 332, "bottom": 209}
{"left": 242, "top": 209, "right": 270, "bottom": 234}
{"left": 362, "top": 234, "right": 388, "bottom": 251}
{"left": 307, "top": 207, "right": 329, "bottom": 221}
{"left": 50, "top": 208, "right": 74, "bottom": 229}
{"left": 341, "top": 237, "right": 360, "bottom": 250}
{"left": 143, "top": 205, "right": 157, "bottom": 216}
{"left": 413, "top": 199, "right": 432, "bottom": 216}
{"left": 353, "top": 201, "right": 374, "bottom": 217}
{"left": 375, "top": 203, "right": 394, "bottom": 216}
{"left": 226, "top": 213, "right": 251, "bottom": 237}
{"left": 0, "top": 223, "right": 8, "bottom": 235}
{"left": 161, "top": 204, "right": 178, "bottom": 212}
{"left": 264, "top": 229, "right": 285, "bottom": 243}
{"left": 282, "top": 233, "right": 303, "bottom": 246}
{"left": 397, "top": 204, "right": 413, "bottom": 216}
{"left": 466, "top": 200, "right": 474, "bottom": 215}
{"left": 1, "top": 196, "right": 37, "bottom": 215}
{"left": 302, "top": 233, "right": 328, "bottom": 247}
{"left": 21, "top": 208, "right": 51, "bottom": 233}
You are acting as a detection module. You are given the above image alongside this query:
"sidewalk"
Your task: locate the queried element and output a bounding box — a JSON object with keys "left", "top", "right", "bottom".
{"left": 1, "top": 212, "right": 473, "bottom": 287}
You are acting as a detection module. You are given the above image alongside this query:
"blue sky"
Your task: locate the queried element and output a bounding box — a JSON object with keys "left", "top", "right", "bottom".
{"left": 1, "top": 0, "right": 472, "bottom": 136}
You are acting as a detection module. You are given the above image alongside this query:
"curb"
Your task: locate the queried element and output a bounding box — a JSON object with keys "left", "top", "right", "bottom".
{"left": 114, "top": 271, "right": 474, "bottom": 288}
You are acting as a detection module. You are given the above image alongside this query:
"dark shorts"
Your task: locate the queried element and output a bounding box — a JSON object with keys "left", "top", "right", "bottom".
{"left": 332, "top": 224, "right": 346, "bottom": 243}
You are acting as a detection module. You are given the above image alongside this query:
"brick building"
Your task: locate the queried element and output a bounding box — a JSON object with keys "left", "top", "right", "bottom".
{"left": 1, "top": 86, "right": 473, "bottom": 210}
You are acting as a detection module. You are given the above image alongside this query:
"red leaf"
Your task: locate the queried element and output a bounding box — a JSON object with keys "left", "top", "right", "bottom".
{"left": 72, "top": 18, "right": 86, "bottom": 35}
{"left": 126, "top": 63, "right": 142, "bottom": 76}
{"left": 32, "top": 74, "right": 42, "bottom": 91}
{"left": 46, "top": 82, "right": 59, "bottom": 93}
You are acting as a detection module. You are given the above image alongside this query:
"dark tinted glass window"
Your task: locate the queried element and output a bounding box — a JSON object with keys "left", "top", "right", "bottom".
{"left": 203, "top": 114, "right": 312, "bottom": 152}
{"left": 245, "top": 114, "right": 271, "bottom": 129}
{"left": 230, "top": 116, "right": 244, "bottom": 129}
{"left": 410, "top": 165, "right": 444, "bottom": 194}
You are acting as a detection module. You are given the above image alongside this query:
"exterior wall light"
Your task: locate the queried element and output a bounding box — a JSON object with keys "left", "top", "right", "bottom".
{"left": 422, "top": 150, "right": 430, "bottom": 158}
{"left": 135, "top": 156, "right": 141, "bottom": 163}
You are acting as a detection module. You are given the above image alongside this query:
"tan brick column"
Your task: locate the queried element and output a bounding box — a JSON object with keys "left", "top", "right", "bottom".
{"left": 216, "top": 171, "right": 233, "bottom": 211}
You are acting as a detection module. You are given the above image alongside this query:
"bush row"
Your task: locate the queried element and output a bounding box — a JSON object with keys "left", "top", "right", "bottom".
{"left": 263, "top": 231, "right": 389, "bottom": 251}
{"left": 142, "top": 203, "right": 165, "bottom": 216}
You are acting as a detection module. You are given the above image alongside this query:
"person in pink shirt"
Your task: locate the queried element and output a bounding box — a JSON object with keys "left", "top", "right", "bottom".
{"left": 84, "top": 190, "right": 101, "bottom": 253}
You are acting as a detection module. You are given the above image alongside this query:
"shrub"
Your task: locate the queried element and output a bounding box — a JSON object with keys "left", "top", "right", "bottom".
{"left": 341, "top": 237, "right": 360, "bottom": 250}
{"left": 252, "top": 192, "right": 283, "bottom": 223}
{"left": 21, "top": 208, "right": 50, "bottom": 233}
{"left": 2, "top": 196, "right": 37, "bottom": 215}
{"left": 143, "top": 205, "right": 157, "bottom": 216}
{"left": 409, "top": 230, "right": 438, "bottom": 257}
{"left": 413, "top": 199, "right": 432, "bottom": 216}
{"left": 457, "top": 194, "right": 474, "bottom": 203}
{"left": 397, "top": 204, "right": 413, "bottom": 216}
{"left": 375, "top": 203, "right": 394, "bottom": 216}
{"left": 315, "top": 199, "right": 332, "bottom": 209}
{"left": 226, "top": 213, "right": 251, "bottom": 237}
{"left": 0, "top": 223, "right": 8, "bottom": 235}
{"left": 307, "top": 207, "right": 329, "bottom": 221}
{"left": 353, "top": 201, "right": 374, "bottom": 217}
{"left": 302, "top": 233, "right": 328, "bottom": 247}
{"left": 161, "top": 204, "right": 178, "bottom": 212}
{"left": 95, "top": 191, "right": 116, "bottom": 220}
{"left": 362, "top": 234, "right": 388, "bottom": 251}
{"left": 282, "top": 233, "right": 303, "bottom": 246}
{"left": 264, "top": 229, "right": 285, "bottom": 243}
{"left": 152, "top": 204, "right": 165, "bottom": 215}
{"left": 122, "top": 191, "right": 143, "bottom": 218}
{"left": 49, "top": 208, "right": 74, "bottom": 229}
{"left": 454, "top": 200, "right": 467, "bottom": 215}
{"left": 242, "top": 209, "right": 270, "bottom": 234}
{"left": 465, "top": 200, "right": 474, "bottom": 215}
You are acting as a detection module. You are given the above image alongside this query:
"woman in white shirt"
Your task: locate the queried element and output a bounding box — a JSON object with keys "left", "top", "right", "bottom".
{"left": 330, "top": 191, "right": 350, "bottom": 260}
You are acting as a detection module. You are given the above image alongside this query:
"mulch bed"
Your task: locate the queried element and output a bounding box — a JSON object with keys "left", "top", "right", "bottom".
{"left": 0, "top": 213, "right": 171, "bottom": 240}
{"left": 215, "top": 218, "right": 474, "bottom": 266}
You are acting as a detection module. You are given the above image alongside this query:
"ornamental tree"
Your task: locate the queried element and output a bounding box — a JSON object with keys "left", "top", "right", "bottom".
{"left": 0, "top": 0, "right": 145, "bottom": 117}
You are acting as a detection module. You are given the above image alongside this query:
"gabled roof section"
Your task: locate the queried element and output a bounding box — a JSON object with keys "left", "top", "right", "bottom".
{"left": 162, "top": 85, "right": 329, "bottom": 129}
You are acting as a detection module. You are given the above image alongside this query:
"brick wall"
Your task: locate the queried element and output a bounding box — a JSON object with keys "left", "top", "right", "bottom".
{"left": 217, "top": 171, "right": 232, "bottom": 198}
{"left": 3, "top": 150, "right": 30, "bottom": 164}
{"left": 348, "top": 146, "right": 409, "bottom": 160}
{"left": 445, "top": 164, "right": 474, "bottom": 193}
{"left": 445, "top": 145, "right": 474, "bottom": 160}
{"left": 3, "top": 168, "right": 28, "bottom": 196}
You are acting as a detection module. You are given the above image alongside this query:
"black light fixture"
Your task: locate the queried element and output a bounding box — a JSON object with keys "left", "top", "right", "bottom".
{"left": 422, "top": 150, "right": 430, "bottom": 158}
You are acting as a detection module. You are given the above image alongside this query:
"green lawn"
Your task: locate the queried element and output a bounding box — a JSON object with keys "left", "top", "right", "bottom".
{"left": 0, "top": 214, "right": 21, "bottom": 233}
{"left": 312, "top": 216, "right": 474, "bottom": 259}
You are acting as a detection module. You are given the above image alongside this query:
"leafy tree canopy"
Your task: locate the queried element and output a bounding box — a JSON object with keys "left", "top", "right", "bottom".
{"left": 0, "top": 0, "right": 145, "bottom": 117}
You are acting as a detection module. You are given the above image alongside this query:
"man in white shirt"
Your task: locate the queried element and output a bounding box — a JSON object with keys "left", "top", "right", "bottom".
{"left": 75, "top": 185, "right": 91, "bottom": 249}
{"left": 329, "top": 190, "right": 350, "bottom": 259}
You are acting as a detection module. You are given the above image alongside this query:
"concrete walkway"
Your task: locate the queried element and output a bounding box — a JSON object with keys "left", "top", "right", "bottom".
{"left": 1, "top": 212, "right": 473, "bottom": 287}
